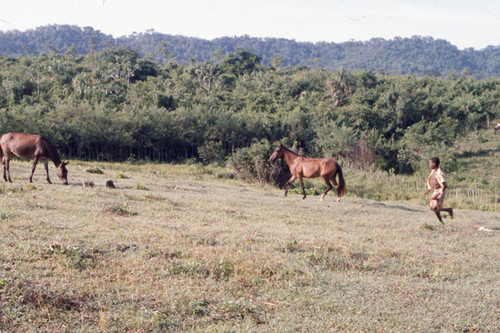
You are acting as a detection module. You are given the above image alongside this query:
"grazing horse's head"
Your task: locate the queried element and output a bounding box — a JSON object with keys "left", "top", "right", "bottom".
{"left": 495, "top": 123, "right": 500, "bottom": 134}
{"left": 269, "top": 144, "right": 285, "bottom": 162}
{"left": 56, "top": 161, "right": 69, "bottom": 185}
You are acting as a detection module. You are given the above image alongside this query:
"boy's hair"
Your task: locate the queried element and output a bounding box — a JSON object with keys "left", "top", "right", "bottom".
{"left": 430, "top": 157, "right": 440, "bottom": 167}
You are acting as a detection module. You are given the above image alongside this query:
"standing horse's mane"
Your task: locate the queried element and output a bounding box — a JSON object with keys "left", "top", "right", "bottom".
{"left": 280, "top": 144, "right": 301, "bottom": 156}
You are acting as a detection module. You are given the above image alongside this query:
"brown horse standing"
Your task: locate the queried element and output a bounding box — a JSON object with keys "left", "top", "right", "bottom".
{"left": 269, "top": 144, "right": 345, "bottom": 201}
{"left": 0, "top": 132, "right": 68, "bottom": 185}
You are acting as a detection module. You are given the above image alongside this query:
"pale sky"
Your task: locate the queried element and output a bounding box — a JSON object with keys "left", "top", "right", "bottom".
{"left": 1, "top": 0, "right": 499, "bottom": 50}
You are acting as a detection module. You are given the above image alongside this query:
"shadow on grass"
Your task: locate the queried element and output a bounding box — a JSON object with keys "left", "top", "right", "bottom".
{"left": 370, "top": 202, "right": 426, "bottom": 212}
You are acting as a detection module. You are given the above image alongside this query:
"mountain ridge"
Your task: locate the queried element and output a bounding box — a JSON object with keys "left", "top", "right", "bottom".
{"left": 1, "top": 24, "right": 499, "bottom": 77}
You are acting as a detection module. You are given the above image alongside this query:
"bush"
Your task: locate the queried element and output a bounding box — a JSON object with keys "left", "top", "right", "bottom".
{"left": 228, "top": 139, "right": 288, "bottom": 186}
{"left": 198, "top": 140, "right": 226, "bottom": 165}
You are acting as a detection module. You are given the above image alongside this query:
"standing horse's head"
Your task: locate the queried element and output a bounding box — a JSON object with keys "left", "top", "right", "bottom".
{"left": 56, "top": 161, "right": 69, "bottom": 185}
{"left": 269, "top": 144, "right": 285, "bottom": 162}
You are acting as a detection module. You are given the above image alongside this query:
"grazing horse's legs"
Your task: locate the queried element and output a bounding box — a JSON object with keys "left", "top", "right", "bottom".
{"left": 43, "top": 159, "right": 52, "bottom": 184}
{"left": 4, "top": 156, "right": 12, "bottom": 182}
{"left": 29, "top": 156, "right": 40, "bottom": 183}
{"left": 2, "top": 155, "right": 7, "bottom": 182}
{"left": 284, "top": 175, "right": 297, "bottom": 197}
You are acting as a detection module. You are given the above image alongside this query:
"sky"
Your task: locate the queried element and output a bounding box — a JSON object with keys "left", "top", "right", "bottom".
{"left": 1, "top": 0, "right": 499, "bottom": 50}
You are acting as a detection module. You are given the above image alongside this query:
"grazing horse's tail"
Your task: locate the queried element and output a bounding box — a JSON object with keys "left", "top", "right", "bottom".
{"left": 335, "top": 162, "right": 345, "bottom": 197}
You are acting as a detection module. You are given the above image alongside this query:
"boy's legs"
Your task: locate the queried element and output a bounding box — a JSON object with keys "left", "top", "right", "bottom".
{"left": 430, "top": 198, "right": 444, "bottom": 223}
{"left": 430, "top": 191, "right": 453, "bottom": 222}
{"left": 437, "top": 191, "right": 453, "bottom": 219}
{"left": 440, "top": 207, "right": 453, "bottom": 219}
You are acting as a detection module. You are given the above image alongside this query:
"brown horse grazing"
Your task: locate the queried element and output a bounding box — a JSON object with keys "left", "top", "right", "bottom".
{"left": 269, "top": 144, "right": 345, "bottom": 201}
{"left": 0, "top": 132, "right": 68, "bottom": 185}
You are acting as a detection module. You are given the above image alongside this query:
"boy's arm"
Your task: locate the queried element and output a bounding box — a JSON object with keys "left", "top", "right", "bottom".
{"left": 424, "top": 172, "right": 431, "bottom": 195}
{"left": 431, "top": 182, "right": 446, "bottom": 199}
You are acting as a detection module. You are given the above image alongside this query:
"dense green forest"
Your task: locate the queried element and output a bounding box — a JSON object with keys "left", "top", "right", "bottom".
{"left": 0, "top": 44, "right": 499, "bottom": 180}
{"left": 0, "top": 24, "right": 499, "bottom": 78}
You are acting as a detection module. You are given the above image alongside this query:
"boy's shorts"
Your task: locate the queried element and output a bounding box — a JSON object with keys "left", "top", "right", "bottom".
{"left": 430, "top": 190, "right": 446, "bottom": 210}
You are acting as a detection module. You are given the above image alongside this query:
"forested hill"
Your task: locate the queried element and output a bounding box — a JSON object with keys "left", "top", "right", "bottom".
{"left": 0, "top": 24, "right": 499, "bottom": 78}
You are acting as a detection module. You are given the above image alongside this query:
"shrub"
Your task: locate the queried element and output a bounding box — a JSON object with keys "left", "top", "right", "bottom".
{"left": 228, "top": 139, "right": 288, "bottom": 186}
{"left": 198, "top": 140, "right": 226, "bottom": 165}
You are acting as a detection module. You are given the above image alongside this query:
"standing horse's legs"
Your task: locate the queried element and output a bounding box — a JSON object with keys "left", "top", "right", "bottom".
{"left": 298, "top": 176, "right": 307, "bottom": 200}
{"left": 331, "top": 174, "right": 341, "bottom": 202}
{"left": 43, "top": 159, "right": 52, "bottom": 184}
{"left": 29, "top": 156, "right": 40, "bottom": 183}
{"left": 284, "top": 175, "right": 297, "bottom": 197}
{"left": 321, "top": 177, "right": 333, "bottom": 201}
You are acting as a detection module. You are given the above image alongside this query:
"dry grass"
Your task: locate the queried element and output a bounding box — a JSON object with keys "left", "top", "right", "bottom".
{"left": 1, "top": 160, "right": 499, "bottom": 332}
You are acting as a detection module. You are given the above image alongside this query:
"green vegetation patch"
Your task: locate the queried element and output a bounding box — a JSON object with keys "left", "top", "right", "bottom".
{"left": 103, "top": 204, "right": 138, "bottom": 216}
{"left": 85, "top": 167, "right": 104, "bottom": 174}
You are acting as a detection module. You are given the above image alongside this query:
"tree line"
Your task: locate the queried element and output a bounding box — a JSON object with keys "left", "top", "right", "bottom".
{"left": 1, "top": 24, "right": 499, "bottom": 78}
{"left": 0, "top": 47, "right": 499, "bottom": 181}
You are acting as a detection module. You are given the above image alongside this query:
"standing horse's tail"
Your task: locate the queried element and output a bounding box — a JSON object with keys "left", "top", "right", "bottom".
{"left": 335, "top": 162, "right": 345, "bottom": 197}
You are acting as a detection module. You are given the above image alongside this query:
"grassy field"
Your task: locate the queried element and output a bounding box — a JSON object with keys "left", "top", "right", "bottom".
{"left": 1, "top": 159, "right": 499, "bottom": 332}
